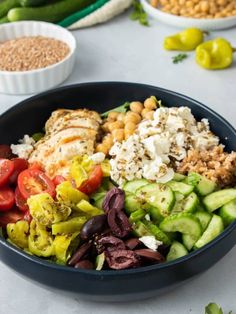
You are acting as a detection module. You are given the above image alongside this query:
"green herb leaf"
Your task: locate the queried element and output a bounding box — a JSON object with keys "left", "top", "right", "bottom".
{"left": 101, "top": 102, "right": 130, "bottom": 118}
{"left": 205, "top": 303, "right": 224, "bottom": 314}
{"left": 130, "top": 0, "right": 149, "bottom": 26}
{"left": 172, "top": 53, "right": 188, "bottom": 64}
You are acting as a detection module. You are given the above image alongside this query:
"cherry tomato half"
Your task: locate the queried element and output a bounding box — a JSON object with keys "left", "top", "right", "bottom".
{"left": 9, "top": 158, "right": 29, "bottom": 184}
{"left": 0, "top": 159, "right": 14, "bottom": 187}
{"left": 52, "top": 175, "right": 66, "bottom": 187}
{"left": 15, "top": 187, "right": 29, "bottom": 212}
{"left": 0, "top": 209, "right": 24, "bottom": 227}
{"left": 18, "top": 169, "right": 56, "bottom": 200}
{"left": 0, "top": 187, "right": 15, "bottom": 211}
{"left": 79, "top": 165, "right": 103, "bottom": 195}
{"left": 0, "top": 145, "right": 14, "bottom": 159}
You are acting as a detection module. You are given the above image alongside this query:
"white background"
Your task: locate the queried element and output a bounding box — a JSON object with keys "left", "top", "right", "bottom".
{"left": 0, "top": 10, "right": 235, "bottom": 314}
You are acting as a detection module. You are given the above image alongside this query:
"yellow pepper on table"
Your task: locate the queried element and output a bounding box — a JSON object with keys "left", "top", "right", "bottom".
{"left": 164, "top": 28, "right": 204, "bottom": 51}
{"left": 196, "top": 38, "right": 236, "bottom": 70}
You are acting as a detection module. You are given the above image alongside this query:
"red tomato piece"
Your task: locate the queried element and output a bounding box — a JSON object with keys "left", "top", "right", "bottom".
{"left": 0, "top": 159, "right": 14, "bottom": 187}
{"left": 15, "top": 187, "right": 29, "bottom": 212}
{"left": 29, "top": 162, "right": 44, "bottom": 171}
{"left": 0, "top": 209, "right": 24, "bottom": 227}
{"left": 23, "top": 210, "right": 32, "bottom": 223}
{"left": 18, "top": 169, "right": 56, "bottom": 200}
{"left": 79, "top": 165, "right": 103, "bottom": 195}
{"left": 0, "top": 145, "right": 14, "bottom": 159}
{"left": 52, "top": 175, "right": 66, "bottom": 187}
{"left": 0, "top": 187, "right": 15, "bottom": 211}
{"left": 9, "top": 158, "right": 29, "bottom": 184}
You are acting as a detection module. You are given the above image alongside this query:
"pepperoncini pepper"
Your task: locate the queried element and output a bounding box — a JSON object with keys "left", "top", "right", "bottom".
{"left": 51, "top": 216, "right": 87, "bottom": 235}
{"left": 56, "top": 181, "right": 88, "bottom": 209}
{"left": 196, "top": 38, "right": 235, "bottom": 70}
{"left": 164, "top": 28, "right": 204, "bottom": 51}
{"left": 53, "top": 232, "right": 80, "bottom": 263}
{"left": 28, "top": 220, "right": 54, "bottom": 257}
{"left": 7, "top": 220, "right": 29, "bottom": 249}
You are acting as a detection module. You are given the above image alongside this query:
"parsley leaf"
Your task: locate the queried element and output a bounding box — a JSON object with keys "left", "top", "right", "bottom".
{"left": 130, "top": 0, "right": 149, "bottom": 26}
{"left": 205, "top": 303, "right": 224, "bottom": 314}
{"left": 101, "top": 102, "right": 130, "bottom": 118}
{"left": 172, "top": 53, "right": 188, "bottom": 64}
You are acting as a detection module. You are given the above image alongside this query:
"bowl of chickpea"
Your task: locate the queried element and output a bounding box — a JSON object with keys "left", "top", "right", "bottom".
{"left": 141, "top": 0, "right": 236, "bottom": 30}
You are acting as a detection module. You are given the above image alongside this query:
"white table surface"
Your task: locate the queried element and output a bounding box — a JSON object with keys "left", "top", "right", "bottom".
{"left": 0, "top": 11, "right": 236, "bottom": 314}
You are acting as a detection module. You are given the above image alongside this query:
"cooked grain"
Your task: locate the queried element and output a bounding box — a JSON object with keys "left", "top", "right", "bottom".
{"left": 0, "top": 36, "right": 70, "bottom": 71}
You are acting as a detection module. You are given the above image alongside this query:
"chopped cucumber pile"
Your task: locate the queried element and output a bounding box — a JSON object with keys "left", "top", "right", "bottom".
{"left": 124, "top": 172, "right": 236, "bottom": 262}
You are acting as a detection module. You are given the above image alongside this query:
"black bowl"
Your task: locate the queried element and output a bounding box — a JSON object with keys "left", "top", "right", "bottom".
{"left": 0, "top": 82, "right": 235, "bottom": 302}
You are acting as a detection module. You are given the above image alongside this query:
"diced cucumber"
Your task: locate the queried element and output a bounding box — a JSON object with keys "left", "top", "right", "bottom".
{"left": 95, "top": 252, "right": 105, "bottom": 270}
{"left": 182, "top": 192, "right": 199, "bottom": 213}
{"left": 132, "top": 221, "right": 152, "bottom": 237}
{"left": 194, "top": 211, "right": 212, "bottom": 230}
{"left": 149, "top": 206, "right": 165, "bottom": 223}
{"left": 196, "top": 177, "right": 216, "bottom": 196}
{"left": 173, "top": 173, "right": 186, "bottom": 181}
{"left": 166, "top": 241, "right": 188, "bottom": 262}
{"left": 129, "top": 209, "right": 146, "bottom": 222}
{"left": 160, "top": 213, "right": 202, "bottom": 243}
{"left": 167, "top": 181, "right": 194, "bottom": 196}
{"left": 91, "top": 192, "right": 106, "bottom": 210}
{"left": 219, "top": 199, "right": 236, "bottom": 226}
{"left": 194, "top": 215, "right": 224, "bottom": 249}
{"left": 203, "top": 189, "right": 236, "bottom": 212}
{"left": 124, "top": 194, "right": 144, "bottom": 214}
{"left": 145, "top": 222, "right": 172, "bottom": 245}
{"left": 182, "top": 234, "right": 196, "bottom": 251}
{"left": 123, "top": 179, "right": 149, "bottom": 194}
{"left": 171, "top": 192, "right": 185, "bottom": 214}
{"left": 136, "top": 183, "right": 175, "bottom": 217}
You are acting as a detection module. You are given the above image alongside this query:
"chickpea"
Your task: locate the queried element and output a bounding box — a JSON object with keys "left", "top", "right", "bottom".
{"left": 108, "top": 120, "right": 124, "bottom": 132}
{"left": 144, "top": 97, "right": 157, "bottom": 110}
{"left": 117, "top": 112, "right": 126, "bottom": 122}
{"left": 103, "top": 134, "right": 114, "bottom": 147}
{"left": 144, "top": 110, "right": 155, "bottom": 120}
{"left": 200, "top": 1, "right": 209, "bottom": 13}
{"left": 102, "top": 121, "right": 110, "bottom": 133}
{"left": 130, "top": 101, "right": 144, "bottom": 114}
{"left": 96, "top": 143, "right": 109, "bottom": 155}
{"left": 112, "top": 129, "right": 124, "bottom": 142}
{"left": 107, "top": 111, "right": 119, "bottom": 121}
{"left": 124, "top": 111, "right": 141, "bottom": 124}
{"left": 141, "top": 108, "right": 151, "bottom": 118}
{"left": 124, "top": 129, "right": 134, "bottom": 140}
{"left": 124, "top": 121, "right": 137, "bottom": 132}
{"left": 150, "top": 0, "right": 158, "bottom": 8}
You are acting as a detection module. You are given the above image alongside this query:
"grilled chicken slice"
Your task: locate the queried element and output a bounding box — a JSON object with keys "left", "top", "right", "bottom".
{"left": 29, "top": 109, "right": 102, "bottom": 178}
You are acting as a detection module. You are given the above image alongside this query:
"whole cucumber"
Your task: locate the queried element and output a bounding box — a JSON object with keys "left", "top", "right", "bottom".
{"left": 20, "top": 0, "right": 49, "bottom": 7}
{"left": 8, "top": 0, "right": 96, "bottom": 23}
{"left": 0, "top": 0, "right": 19, "bottom": 18}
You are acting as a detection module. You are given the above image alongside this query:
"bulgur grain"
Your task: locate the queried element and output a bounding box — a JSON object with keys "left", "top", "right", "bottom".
{"left": 0, "top": 36, "right": 70, "bottom": 72}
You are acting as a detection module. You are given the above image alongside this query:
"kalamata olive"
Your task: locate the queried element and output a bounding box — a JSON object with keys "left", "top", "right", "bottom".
{"left": 68, "top": 241, "right": 92, "bottom": 266}
{"left": 74, "top": 260, "right": 94, "bottom": 270}
{"left": 107, "top": 208, "right": 131, "bottom": 238}
{"left": 125, "top": 238, "right": 141, "bottom": 250}
{"left": 102, "top": 188, "right": 125, "bottom": 213}
{"left": 80, "top": 214, "right": 108, "bottom": 241}
{"left": 96, "top": 235, "right": 126, "bottom": 254}
{"left": 105, "top": 250, "right": 140, "bottom": 270}
{"left": 134, "top": 249, "right": 165, "bottom": 263}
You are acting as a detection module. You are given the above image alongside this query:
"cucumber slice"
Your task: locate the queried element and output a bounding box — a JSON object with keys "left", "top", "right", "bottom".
{"left": 173, "top": 173, "right": 186, "bottom": 181}
{"left": 145, "top": 222, "right": 172, "bottom": 245}
{"left": 132, "top": 221, "right": 152, "bottom": 237}
{"left": 182, "top": 234, "right": 196, "bottom": 251}
{"left": 167, "top": 181, "right": 194, "bottom": 196}
{"left": 160, "top": 213, "right": 202, "bottom": 243}
{"left": 91, "top": 192, "right": 106, "bottom": 210}
{"left": 123, "top": 179, "right": 149, "bottom": 194}
{"left": 95, "top": 252, "right": 105, "bottom": 270}
{"left": 136, "top": 183, "right": 175, "bottom": 217}
{"left": 124, "top": 194, "right": 144, "bottom": 214}
{"left": 194, "top": 215, "right": 224, "bottom": 249}
{"left": 129, "top": 209, "right": 146, "bottom": 222}
{"left": 149, "top": 206, "right": 165, "bottom": 223}
{"left": 203, "top": 189, "right": 236, "bottom": 212}
{"left": 172, "top": 192, "right": 198, "bottom": 214}
{"left": 166, "top": 241, "right": 188, "bottom": 262}
{"left": 219, "top": 199, "right": 236, "bottom": 226}
{"left": 171, "top": 192, "right": 185, "bottom": 214}
{"left": 195, "top": 211, "right": 212, "bottom": 230}
{"left": 196, "top": 177, "right": 216, "bottom": 196}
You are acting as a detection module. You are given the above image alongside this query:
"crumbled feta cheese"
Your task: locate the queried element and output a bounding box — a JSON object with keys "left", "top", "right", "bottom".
{"left": 139, "top": 236, "right": 163, "bottom": 251}
{"left": 11, "top": 134, "right": 35, "bottom": 159}
{"left": 109, "top": 106, "right": 219, "bottom": 186}
{"left": 89, "top": 152, "right": 105, "bottom": 164}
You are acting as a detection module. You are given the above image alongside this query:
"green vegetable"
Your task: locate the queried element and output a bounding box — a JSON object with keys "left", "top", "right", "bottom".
{"left": 130, "top": 0, "right": 149, "bottom": 26}
{"left": 145, "top": 221, "right": 172, "bottom": 245}
{"left": 0, "top": 0, "right": 19, "bottom": 19}
{"left": 125, "top": 194, "right": 144, "bottom": 214}
{"left": 95, "top": 252, "right": 105, "bottom": 270}
{"left": 8, "top": 0, "right": 96, "bottom": 23}
{"left": 203, "top": 189, "right": 236, "bottom": 212}
{"left": 0, "top": 15, "right": 9, "bottom": 23}
{"left": 219, "top": 199, "right": 236, "bottom": 226}
{"left": 90, "top": 192, "right": 106, "bottom": 210}
{"left": 53, "top": 232, "right": 80, "bottom": 263}
{"left": 173, "top": 173, "right": 186, "bottom": 181}
{"left": 166, "top": 241, "right": 188, "bottom": 262}
{"left": 76, "top": 199, "right": 103, "bottom": 216}
{"left": 27, "top": 193, "right": 71, "bottom": 227}
{"left": 7, "top": 220, "right": 29, "bottom": 249}
{"left": 167, "top": 181, "right": 194, "bottom": 196}
{"left": 132, "top": 221, "right": 152, "bottom": 237}
{"left": 123, "top": 179, "right": 149, "bottom": 194}
{"left": 172, "top": 53, "right": 188, "bottom": 64}
{"left": 101, "top": 102, "right": 130, "bottom": 118}
{"left": 186, "top": 172, "right": 216, "bottom": 196}
{"left": 32, "top": 132, "right": 44, "bottom": 142}
{"left": 52, "top": 216, "right": 87, "bottom": 235}
{"left": 20, "top": 0, "right": 48, "bottom": 7}
{"left": 129, "top": 208, "right": 146, "bottom": 222}
{"left": 205, "top": 303, "right": 223, "bottom": 314}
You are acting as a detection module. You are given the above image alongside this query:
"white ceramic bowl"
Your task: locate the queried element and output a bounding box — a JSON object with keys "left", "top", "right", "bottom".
{"left": 0, "top": 21, "right": 76, "bottom": 95}
{"left": 141, "top": 0, "right": 236, "bottom": 30}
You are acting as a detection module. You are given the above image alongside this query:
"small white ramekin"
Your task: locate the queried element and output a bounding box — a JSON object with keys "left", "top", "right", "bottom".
{"left": 0, "top": 21, "right": 76, "bottom": 95}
